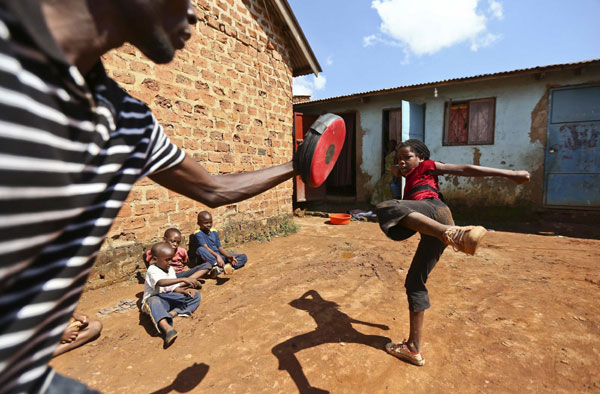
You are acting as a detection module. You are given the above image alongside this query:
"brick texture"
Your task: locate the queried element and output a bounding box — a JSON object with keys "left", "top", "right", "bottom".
{"left": 92, "top": 0, "right": 297, "bottom": 286}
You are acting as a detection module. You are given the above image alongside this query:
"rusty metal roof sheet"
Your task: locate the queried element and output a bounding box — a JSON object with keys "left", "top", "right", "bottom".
{"left": 295, "top": 58, "right": 600, "bottom": 105}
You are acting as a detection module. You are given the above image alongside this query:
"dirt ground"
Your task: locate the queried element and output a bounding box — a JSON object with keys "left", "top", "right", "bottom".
{"left": 51, "top": 217, "right": 600, "bottom": 393}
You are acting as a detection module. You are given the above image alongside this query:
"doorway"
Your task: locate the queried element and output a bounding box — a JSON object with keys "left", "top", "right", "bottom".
{"left": 544, "top": 84, "right": 600, "bottom": 208}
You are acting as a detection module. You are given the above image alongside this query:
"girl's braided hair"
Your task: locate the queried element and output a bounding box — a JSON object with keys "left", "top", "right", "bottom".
{"left": 396, "top": 139, "right": 430, "bottom": 160}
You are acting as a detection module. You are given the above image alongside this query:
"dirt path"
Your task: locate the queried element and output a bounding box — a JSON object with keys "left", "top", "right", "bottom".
{"left": 51, "top": 217, "right": 600, "bottom": 393}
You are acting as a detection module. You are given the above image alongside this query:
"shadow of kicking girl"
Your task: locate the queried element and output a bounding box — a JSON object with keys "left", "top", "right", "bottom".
{"left": 272, "top": 290, "right": 390, "bottom": 393}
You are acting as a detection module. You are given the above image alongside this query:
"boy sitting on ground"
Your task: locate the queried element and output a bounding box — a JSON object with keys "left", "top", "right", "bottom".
{"left": 145, "top": 228, "right": 218, "bottom": 279}
{"left": 142, "top": 242, "right": 201, "bottom": 348}
{"left": 191, "top": 211, "right": 248, "bottom": 275}
{"left": 52, "top": 312, "right": 102, "bottom": 357}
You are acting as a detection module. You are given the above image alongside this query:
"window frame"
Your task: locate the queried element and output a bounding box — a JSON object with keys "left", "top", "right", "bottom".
{"left": 443, "top": 97, "right": 496, "bottom": 146}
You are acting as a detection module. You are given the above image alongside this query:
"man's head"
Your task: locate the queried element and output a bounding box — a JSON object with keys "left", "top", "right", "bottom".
{"left": 197, "top": 211, "right": 212, "bottom": 233}
{"left": 117, "top": 0, "right": 198, "bottom": 64}
{"left": 163, "top": 228, "right": 182, "bottom": 250}
{"left": 150, "top": 242, "right": 176, "bottom": 271}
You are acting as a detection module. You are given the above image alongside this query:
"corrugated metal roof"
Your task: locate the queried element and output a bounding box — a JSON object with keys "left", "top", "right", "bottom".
{"left": 295, "top": 58, "right": 600, "bottom": 106}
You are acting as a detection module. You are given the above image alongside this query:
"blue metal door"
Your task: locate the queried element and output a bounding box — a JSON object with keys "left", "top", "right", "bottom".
{"left": 544, "top": 84, "right": 600, "bottom": 208}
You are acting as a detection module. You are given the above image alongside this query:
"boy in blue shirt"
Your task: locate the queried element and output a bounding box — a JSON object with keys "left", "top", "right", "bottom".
{"left": 191, "top": 211, "right": 248, "bottom": 275}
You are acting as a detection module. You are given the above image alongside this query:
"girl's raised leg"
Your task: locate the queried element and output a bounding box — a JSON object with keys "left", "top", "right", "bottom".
{"left": 401, "top": 212, "right": 487, "bottom": 255}
{"left": 400, "top": 212, "right": 450, "bottom": 240}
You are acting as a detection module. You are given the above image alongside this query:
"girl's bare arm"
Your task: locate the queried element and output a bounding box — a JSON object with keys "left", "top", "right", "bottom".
{"left": 433, "top": 162, "right": 530, "bottom": 184}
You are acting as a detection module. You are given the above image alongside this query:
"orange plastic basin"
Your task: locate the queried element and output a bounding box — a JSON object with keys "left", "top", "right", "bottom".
{"left": 329, "top": 213, "right": 351, "bottom": 225}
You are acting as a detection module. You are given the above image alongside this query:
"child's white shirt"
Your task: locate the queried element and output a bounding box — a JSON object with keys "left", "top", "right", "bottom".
{"left": 142, "top": 265, "right": 180, "bottom": 303}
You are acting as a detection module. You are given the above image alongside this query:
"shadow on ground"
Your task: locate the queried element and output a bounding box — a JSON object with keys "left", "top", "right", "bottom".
{"left": 272, "top": 290, "right": 390, "bottom": 394}
{"left": 149, "top": 362, "right": 209, "bottom": 394}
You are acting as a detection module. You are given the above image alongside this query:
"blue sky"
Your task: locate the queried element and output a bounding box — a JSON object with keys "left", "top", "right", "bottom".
{"left": 289, "top": 0, "right": 600, "bottom": 100}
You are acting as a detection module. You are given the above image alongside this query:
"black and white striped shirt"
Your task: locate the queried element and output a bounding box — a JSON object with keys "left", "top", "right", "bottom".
{"left": 0, "top": 2, "right": 185, "bottom": 392}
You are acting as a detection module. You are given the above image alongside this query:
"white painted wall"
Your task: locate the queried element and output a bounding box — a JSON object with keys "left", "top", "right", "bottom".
{"left": 356, "top": 101, "right": 389, "bottom": 181}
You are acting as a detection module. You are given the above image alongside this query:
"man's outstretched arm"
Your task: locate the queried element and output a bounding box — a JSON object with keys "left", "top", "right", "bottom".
{"left": 150, "top": 155, "right": 296, "bottom": 208}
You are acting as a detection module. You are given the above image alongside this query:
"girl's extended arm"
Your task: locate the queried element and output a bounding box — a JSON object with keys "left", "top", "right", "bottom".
{"left": 433, "top": 162, "right": 530, "bottom": 184}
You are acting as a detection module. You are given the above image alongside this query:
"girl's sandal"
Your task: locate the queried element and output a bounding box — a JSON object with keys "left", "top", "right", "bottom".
{"left": 385, "top": 341, "right": 425, "bottom": 366}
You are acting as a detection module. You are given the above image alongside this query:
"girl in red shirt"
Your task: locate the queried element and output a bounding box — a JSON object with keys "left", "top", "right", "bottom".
{"left": 376, "top": 139, "right": 530, "bottom": 366}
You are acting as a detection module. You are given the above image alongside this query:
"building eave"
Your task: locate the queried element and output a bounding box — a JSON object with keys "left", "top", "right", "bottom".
{"left": 269, "top": 0, "right": 322, "bottom": 77}
{"left": 295, "top": 58, "right": 600, "bottom": 107}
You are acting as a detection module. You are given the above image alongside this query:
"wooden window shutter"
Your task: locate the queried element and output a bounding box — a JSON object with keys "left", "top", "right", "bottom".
{"left": 446, "top": 103, "right": 468, "bottom": 145}
{"left": 468, "top": 98, "right": 495, "bottom": 144}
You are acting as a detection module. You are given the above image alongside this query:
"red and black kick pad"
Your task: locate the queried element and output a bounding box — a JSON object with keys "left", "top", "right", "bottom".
{"left": 293, "top": 113, "right": 346, "bottom": 188}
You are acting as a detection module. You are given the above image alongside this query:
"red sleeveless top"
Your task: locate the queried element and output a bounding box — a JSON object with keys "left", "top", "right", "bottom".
{"left": 403, "top": 160, "right": 440, "bottom": 201}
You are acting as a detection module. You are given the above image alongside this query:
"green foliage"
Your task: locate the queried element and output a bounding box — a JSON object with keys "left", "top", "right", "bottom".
{"left": 221, "top": 214, "right": 298, "bottom": 246}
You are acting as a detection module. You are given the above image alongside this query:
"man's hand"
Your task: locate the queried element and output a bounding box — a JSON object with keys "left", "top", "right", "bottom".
{"left": 216, "top": 255, "right": 225, "bottom": 267}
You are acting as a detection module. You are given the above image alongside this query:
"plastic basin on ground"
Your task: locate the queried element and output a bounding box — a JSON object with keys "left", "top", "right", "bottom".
{"left": 329, "top": 213, "right": 351, "bottom": 225}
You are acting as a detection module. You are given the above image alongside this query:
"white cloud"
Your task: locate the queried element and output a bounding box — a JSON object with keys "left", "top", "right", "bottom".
{"left": 488, "top": 0, "right": 503, "bottom": 20}
{"left": 326, "top": 55, "right": 334, "bottom": 66}
{"left": 293, "top": 74, "right": 327, "bottom": 97}
{"left": 292, "top": 78, "right": 312, "bottom": 96}
{"left": 363, "top": 34, "right": 402, "bottom": 48}
{"left": 363, "top": 34, "right": 377, "bottom": 47}
{"left": 470, "top": 32, "right": 502, "bottom": 51}
{"left": 367, "top": 0, "right": 503, "bottom": 55}
{"left": 313, "top": 75, "right": 327, "bottom": 90}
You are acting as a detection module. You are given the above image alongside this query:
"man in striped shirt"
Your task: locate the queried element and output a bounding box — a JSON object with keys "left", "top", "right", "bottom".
{"left": 0, "top": 1, "right": 296, "bottom": 393}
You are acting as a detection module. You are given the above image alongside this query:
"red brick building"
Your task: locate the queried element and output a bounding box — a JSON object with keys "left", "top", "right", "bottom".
{"left": 89, "top": 0, "right": 320, "bottom": 286}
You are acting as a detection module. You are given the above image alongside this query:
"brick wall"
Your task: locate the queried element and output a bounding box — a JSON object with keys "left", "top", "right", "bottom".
{"left": 293, "top": 95, "right": 311, "bottom": 104}
{"left": 88, "top": 0, "right": 298, "bottom": 287}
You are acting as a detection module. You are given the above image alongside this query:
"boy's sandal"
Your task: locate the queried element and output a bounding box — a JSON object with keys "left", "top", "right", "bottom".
{"left": 208, "top": 266, "right": 220, "bottom": 279}
{"left": 172, "top": 311, "right": 192, "bottom": 319}
{"left": 223, "top": 263, "right": 235, "bottom": 275}
{"left": 385, "top": 341, "right": 425, "bottom": 366}
{"left": 164, "top": 329, "right": 178, "bottom": 348}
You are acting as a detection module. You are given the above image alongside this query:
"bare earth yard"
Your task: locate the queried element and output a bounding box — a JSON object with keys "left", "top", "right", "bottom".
{"left": 51, "top": 217, "right": 600, "bottom": 393}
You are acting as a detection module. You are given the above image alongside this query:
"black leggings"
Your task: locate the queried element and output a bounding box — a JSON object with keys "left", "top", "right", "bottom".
{"left": 376, "top": 198, "right": 454, "bottom": 312}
